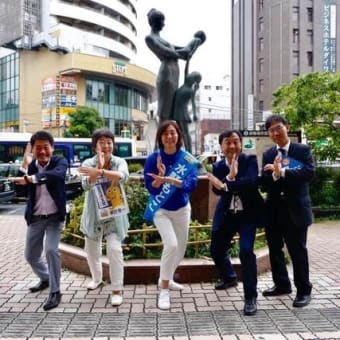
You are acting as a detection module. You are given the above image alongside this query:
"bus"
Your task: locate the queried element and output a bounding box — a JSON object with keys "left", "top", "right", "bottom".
{"left": 0, "top": 132, "right": 136, "bottom": 169}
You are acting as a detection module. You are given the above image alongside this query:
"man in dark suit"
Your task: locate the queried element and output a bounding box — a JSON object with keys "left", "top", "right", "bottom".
{"left": 207, "top": 130, "right": 264, "bottom": 316}
{"left": 261, "top": 115, "right": 315, "bottom": 307}
{"left": 10, "top": 131, "right": 67, "bottom": 311}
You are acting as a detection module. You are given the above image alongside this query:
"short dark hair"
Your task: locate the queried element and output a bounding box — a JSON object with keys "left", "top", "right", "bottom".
{"left": 30, "top": 130, "right": 54, "bottom": 147}
{"left": 265, "top": 115, "right": 288, "bottom": 130}
{"left": 218, "top": 130, "right": 242, "bottom": 145}
{"left": 91, "top": 128, "right": 115, "bottom": 148}
{"left": 155, "top": 120, "right": 183, "bottom": 150}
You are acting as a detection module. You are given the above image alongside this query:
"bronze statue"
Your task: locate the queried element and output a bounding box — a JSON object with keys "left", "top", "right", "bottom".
{"left": 146, "top": 8, "right": 206, "bottom": 129}
{"left": 171, "top": 71, "right": 202, "bottom": 153}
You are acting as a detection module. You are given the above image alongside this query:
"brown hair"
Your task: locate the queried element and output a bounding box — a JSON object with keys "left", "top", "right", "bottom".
{"left": 155, "top": 120, "right": 183, "bottom": 150}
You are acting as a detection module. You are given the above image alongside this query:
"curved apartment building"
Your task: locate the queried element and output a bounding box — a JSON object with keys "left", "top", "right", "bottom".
{"left": 44, "top": 0, "right": 138, "bottom": 60}
{"left": 0, "top": 0, "right": 155, "bottom": 148}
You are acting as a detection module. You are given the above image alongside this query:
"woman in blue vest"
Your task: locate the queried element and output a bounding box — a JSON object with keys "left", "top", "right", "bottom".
{"left": 144, "top": 120, "right": 198, "bottom": 310}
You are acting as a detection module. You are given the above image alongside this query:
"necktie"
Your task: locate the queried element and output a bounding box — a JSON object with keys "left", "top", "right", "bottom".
{"left": 278, "top": 148, "right": 286, "bottom": 158}
{"left": 279, "top": 148, "right": 288, "bottom": 168}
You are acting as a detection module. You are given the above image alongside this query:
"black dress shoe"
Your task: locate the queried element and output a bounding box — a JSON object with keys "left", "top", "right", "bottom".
{"left": 29, "top": 280, "right": 49, "bottom": 293}
{"left": 43, "top": 291, "right": 61, "bottom": 311}
{"left": 244, "top": 297, "right": 257, "bottom": 316}
{"left": 262, "top": 285, "right": 292, "bottom": 296}
{"left": 214, "top": 278, "right": 238, "bottom": 290}
{"left": 293, "top": 294, "right": 311, "bottom": 307}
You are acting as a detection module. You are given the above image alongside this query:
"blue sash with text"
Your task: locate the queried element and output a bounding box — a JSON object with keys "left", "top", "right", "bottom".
{"left": 144, "top": 150, "right": 198, "bottom": 222}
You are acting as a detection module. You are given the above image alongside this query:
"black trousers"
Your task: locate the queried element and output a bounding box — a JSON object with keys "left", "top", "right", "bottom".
{"left": 265, "top": 203, "right": 312, "bottom": 296}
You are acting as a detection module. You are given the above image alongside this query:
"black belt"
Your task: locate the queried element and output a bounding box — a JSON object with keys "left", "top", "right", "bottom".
{"left": 33, "top": 213, "right": 59, "bottom": 219}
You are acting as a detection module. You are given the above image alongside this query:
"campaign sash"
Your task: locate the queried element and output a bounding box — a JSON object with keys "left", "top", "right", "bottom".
{"left": 144, "top": 150, "right": 198, "bottom": 222}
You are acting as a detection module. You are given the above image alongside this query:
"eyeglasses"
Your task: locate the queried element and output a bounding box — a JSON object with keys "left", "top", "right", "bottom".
{"left": 268, "top": 124, "right": 285, "bottom": 134}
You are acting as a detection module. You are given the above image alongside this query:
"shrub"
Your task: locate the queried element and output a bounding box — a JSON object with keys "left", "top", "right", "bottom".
{"left": 311, "top": 167, "right": 340, "bottom": 208}
{"left": 62, "top": 178, "right": 267, "bottom": 259}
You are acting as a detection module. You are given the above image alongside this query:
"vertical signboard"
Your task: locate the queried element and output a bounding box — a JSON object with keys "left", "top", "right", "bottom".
{"left": 322, "top": 0, "right": 337, "bottom": 73}
{"left": 247, "top": 94, "right": 254, "bottom": 130}
{"left": 41, "top": 76, "right": 77, "bottom": 128}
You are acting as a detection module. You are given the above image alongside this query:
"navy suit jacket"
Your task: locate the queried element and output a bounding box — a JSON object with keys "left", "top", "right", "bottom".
{"left": 261, "top": 142, "right": 315, "bottom": 227}
{"left": 211, "top": 153, "right": 264, "bottom": 231}
{"left": 23, "top": 156, "right": 68, "bottom": 225}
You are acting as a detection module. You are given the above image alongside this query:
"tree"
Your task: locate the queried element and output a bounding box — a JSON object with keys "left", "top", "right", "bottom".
{"left": 66, "top": 106, "right": 104, "bottom": 137}
{"left": 272, "top": 72, "right": 340, "bottom": 163}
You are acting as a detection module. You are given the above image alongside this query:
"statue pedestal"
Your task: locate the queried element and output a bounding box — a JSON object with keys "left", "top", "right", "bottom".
{"left": 190, "top": 175, "right": 218, "bottom": 224}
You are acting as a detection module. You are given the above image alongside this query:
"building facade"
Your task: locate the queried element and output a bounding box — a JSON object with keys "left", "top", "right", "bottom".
{"left": 190, "top": 75, "right": 231, "bottom": 155}
{"left": 0, "top": 0, "right": 155, "bottom": 140}
{"left": 232, "top": 0, "right": 340, "bottom": 130}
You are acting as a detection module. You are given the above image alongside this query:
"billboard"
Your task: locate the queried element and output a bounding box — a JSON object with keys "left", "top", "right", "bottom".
{"left": 0, "top": 0, "right": 24, "bottom": 47}
{"left": 41, "top": 76, "right": 78, "bottom": 128}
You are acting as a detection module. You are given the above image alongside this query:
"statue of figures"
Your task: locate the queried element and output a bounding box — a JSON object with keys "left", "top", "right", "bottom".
{"left": 171, "top": 71, "right": 202, "bottom": 153}
{"left": 145, "top": 8, "right": 206, "bottom": 123}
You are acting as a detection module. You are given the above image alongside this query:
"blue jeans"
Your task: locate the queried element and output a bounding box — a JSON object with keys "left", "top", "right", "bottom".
{"left": 210, "top": 217, "right": 257, "bottom": 299}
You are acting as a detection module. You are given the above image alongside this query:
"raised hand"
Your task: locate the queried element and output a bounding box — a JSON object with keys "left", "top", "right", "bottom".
{"left": 96, "top": 144, "right": 105, "bottom": 169}
{"left": 228, "top": 154, "right": 238, "bottom": 180}
{"left": 22, "top": 143, "right": 33, "bottom": 169}
{"left": 157, "top": 155, "right": 166, "bottom": 177}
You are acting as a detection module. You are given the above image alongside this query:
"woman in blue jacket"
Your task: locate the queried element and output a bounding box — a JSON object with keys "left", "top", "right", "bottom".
{"left": 144, "top": 120, "right": 198, "bottom": 310}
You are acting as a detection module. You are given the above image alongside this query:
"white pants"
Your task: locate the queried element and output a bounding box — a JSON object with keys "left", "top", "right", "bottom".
{"left": 154, "top": 204, "right": 191, "bottom": 281}
{"left": 85, "top": 232, "right": 124, "bottom": 291}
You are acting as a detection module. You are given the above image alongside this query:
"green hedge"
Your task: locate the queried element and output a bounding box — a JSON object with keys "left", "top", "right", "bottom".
{"left": 311, "top": 167, "right": 340, "bottom": 208}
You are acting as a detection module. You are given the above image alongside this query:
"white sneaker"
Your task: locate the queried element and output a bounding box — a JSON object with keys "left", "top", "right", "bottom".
{"left": 169, "top": 280, "right": 184, "bottom": 291}
{"left": 86, "top": 280, "right": 102, "bottom": 290}
{"left": 158, "top": 279, "right": 184, "bottom": 291}
{"left": 111, "top": 294, "right": 123, "bottom": 306}
{"left": 158, "top": 289, "right": 170, "bottom": 310}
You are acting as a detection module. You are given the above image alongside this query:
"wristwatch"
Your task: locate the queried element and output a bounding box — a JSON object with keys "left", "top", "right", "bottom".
{"left": 220, "top": 183, "right": 227, "bottom": 191}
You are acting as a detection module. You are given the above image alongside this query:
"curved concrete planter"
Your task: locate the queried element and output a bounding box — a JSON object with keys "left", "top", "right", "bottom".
{"left": 60, "top": 242, "right": 270, "bottom": 284}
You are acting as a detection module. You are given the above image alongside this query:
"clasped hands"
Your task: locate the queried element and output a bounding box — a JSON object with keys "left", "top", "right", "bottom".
{"left": 147, "top": 156, "right": 174, "bottom": 187}
{"left": 207, "top": 154, "right": 238, "bottom": 190}
{"left": 78, "top": 147, "right": 105, "bottom": 181}
{"left": 263, "top": 153, "right": 282, "bottom": 178}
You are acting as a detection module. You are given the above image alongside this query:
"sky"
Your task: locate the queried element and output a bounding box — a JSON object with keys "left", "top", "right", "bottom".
{"left": 135, "top": 0, "right": 231, "bottom": 83}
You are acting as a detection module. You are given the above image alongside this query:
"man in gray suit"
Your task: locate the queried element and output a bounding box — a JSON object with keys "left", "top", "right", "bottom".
{"left": 11, "top": 131, "right": 67, "bottom": 310}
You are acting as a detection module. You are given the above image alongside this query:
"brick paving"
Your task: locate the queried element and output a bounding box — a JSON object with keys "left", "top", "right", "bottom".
{"left": 0, "top": 214, "right": 339, "bottom": 339}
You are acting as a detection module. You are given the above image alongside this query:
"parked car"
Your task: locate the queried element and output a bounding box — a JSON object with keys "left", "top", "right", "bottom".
{"left": 0, "top": 162, "right": 83, "bottom": 201}
{"left": 0, "top": 176, "right": 15, "bottom": 203}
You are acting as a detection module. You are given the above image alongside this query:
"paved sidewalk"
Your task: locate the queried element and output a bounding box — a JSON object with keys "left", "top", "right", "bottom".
{"left": 0, "top": 214, "right": 340, "bottom": 339}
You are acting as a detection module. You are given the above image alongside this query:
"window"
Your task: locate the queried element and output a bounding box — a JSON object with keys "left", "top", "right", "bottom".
{"left": 258, "top": 100, "right": 264, "bottom": 112}
{"left": 259, "top": 38, "right": 264, "bottom": 52}
{"left": 259, "top": 0, "right": 264, "bottom": 12}
{"left": 293, "top": 50, "right": 300, "bottom": 73}
{"left": 307, "top": 51, "right": 313, "bottom": 67}
{"left": 293, "top": 7, "right": 299, "bottom": 21}
{"left": 259, "top": 79, "right": 264, "bottom": 93}
{"left": 259, "top": 17, "right": 264, "bottom": 32}
{"left": 307, "top": 7, "right": 313, "bottom": 22}
{"left": 204, "top": 85, "right": 211, "bottom": 90}
{"left": 293, "top": 29, "right": 299, "bottom": 44}
{"left": 258, "top": 58, "right": 264, "bottom": 73}
{"left": 307, "top": 29, "right": 313, "bottom": 45}
{"left": 216, "top": 85, "right": 223, "bottom": 90}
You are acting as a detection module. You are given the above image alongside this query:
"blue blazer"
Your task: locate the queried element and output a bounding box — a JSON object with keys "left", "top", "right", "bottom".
{"left": 211, "top": 153, "right": 264, "bottom": 231}
{"left": 23, "top": 156, "right": 68, "bottom": 224}
{"left": 261, "top": 142, "right": 315, "bottom": 227}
